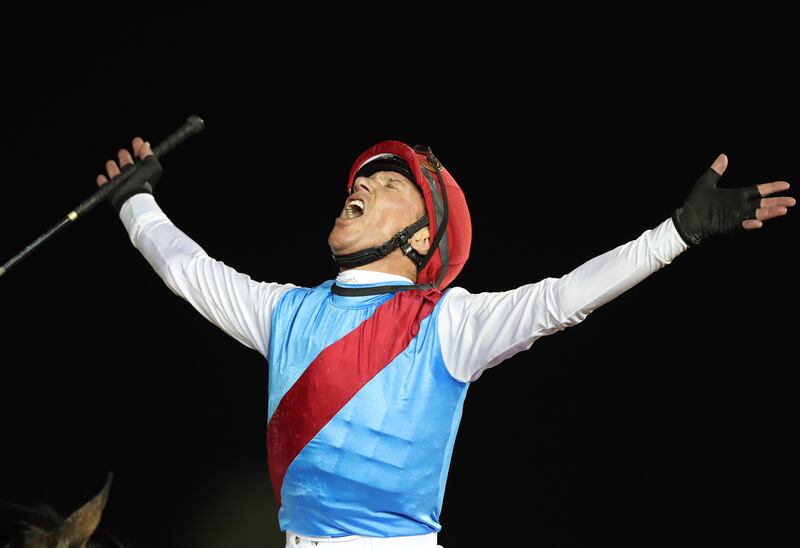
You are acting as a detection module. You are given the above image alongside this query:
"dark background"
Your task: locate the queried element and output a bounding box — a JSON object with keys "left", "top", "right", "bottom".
{"left": 1, "top": 8, "right": 797, "bottom": 548}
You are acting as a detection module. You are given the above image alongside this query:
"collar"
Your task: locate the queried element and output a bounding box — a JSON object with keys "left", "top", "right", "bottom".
{"left": 332, "top": 269, "right": 433, "bottom": 298}
{"left": 335, "top": 269, "right": 414, "bottom": 286}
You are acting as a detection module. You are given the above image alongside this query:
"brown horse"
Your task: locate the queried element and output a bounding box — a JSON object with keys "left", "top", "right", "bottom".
{"left": 0, "top": 473, "right": 125, "bottom": 548}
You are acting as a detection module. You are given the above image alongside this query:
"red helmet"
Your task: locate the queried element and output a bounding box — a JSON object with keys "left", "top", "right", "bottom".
{"left": 334, "top": 140, "right": 471, "bottom": 290}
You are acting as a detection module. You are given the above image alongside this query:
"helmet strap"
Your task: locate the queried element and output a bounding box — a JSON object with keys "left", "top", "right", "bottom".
{"left": 332, "top": 214, "right": 430, "bottom": 271}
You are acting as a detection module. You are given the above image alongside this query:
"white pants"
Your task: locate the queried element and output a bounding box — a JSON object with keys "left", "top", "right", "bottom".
{"left": 285, "top": 531, "right": 442, "bottom": 547}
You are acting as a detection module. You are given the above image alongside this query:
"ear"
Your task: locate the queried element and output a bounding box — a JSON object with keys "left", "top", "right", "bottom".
{"left": 409, "top": 225, "right": 430, "bottom": 256}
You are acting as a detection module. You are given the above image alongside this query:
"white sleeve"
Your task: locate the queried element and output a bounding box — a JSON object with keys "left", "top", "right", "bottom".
{"left": 118, "top": 194, "right": 296, "bottom": 357}
{"left": 438, "top": 217, "right": 689, "bottom": 382}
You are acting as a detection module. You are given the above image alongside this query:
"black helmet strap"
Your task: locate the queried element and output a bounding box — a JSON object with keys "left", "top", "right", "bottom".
{"left": 332, "top": 214, "right": 430, "bottom": 271}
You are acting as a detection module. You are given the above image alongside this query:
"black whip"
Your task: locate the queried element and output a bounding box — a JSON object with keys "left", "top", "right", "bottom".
{"left": 0, "top": 115, "right": 205, "bottom": 278}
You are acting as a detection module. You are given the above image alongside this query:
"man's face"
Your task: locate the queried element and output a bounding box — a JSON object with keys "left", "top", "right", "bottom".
{"left": 328, "top": 170, "right": 427, "bottom": 256}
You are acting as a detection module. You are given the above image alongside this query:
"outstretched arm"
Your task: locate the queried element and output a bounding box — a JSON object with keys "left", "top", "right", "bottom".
{"left": 97, "top": 137, "right": 295, "bottom": 357}
{"left": 438, "top": 155, "right": 794, "bottom": 383}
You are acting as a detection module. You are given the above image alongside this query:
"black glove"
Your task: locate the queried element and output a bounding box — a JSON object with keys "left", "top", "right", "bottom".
{"left": 107, "top": 155, "right": 162, "bottom": 214}
{"left": 672, "top": 166, "right": 761, "bottom": 246}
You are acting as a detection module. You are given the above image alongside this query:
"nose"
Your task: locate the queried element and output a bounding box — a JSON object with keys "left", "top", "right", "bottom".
{"left": 352, "top": 177, "right": 372, "bottom": 194}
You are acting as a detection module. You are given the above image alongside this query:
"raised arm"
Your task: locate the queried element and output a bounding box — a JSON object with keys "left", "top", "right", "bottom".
{"left": 438, "top": 154, "right": 794, "bottom": 383}
{"left": 96, "top": 137, "right": 295, "bottom": 357}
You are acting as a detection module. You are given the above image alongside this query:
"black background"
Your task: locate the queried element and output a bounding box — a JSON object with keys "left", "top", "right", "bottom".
{"left": 1, "top": 8, "right": 797, "bottom": 548}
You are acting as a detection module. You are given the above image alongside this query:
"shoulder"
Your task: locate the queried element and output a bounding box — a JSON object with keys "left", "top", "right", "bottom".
{"left": 439, "top": 285, "right": 472, "bottom": 304}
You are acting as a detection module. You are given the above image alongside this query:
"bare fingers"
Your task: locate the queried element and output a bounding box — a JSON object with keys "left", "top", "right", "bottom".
{"left": 742, "top": 219, "right": 763, "bottom": 230}
{"left": 743, "top": 203, "right": 794, "bottom": 230}
{"left": 758, "top": 181, "right": 791, "bottom": 197}
{"left": 97, "top": 157, "right": 127, "bottom": 188}
{"left": 744, "top": 181, "right": 794, "bottom": 230}
{"left": 132, "top": 137, "right": 144, "bottom": 157}
{"left": 760, "top": 195, "right": 796, "bottom": 209}
{"left": 100, "top": 159, "right": 122, "bottom": 187}
{"left": 96, "top": 159, "right": 120, "bottom": 188}
{"left": 118, "top": 147, "right": 134, "bottom": 169}
{"left": 132, "top": 137, "right": 153, "bottom": 159}
{"left": 95, "top": 136, "right": 151, "bottom": 188}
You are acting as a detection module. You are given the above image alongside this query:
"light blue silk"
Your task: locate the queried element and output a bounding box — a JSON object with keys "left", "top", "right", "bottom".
{"left": 268, "top": 280, "right": 469, "bottom": 537}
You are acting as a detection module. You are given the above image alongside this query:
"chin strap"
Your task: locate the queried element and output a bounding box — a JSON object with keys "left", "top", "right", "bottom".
{"left": 332, "top": 214, "right": 430, "bottom": 270}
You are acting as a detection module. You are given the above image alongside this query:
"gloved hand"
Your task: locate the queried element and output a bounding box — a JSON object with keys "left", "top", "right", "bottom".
{"left": 96, "top": 138, "right": 162, "bottom": 214}
{"left": 672, "top": 154, "right": 794, "bottom": 246}
{"left": 107, "top": 155, "right": 162, "bottom": 213}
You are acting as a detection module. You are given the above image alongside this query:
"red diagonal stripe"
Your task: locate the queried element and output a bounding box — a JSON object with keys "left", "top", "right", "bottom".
{"left": 267, "top": 288, "right": 441, "bottom": 506}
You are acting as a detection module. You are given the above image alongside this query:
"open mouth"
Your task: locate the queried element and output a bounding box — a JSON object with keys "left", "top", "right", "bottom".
{"left": 344, "top": 199, "right": 365, "bottom": 219}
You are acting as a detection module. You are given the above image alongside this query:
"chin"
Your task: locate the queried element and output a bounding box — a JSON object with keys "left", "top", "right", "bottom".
{"left": 327, "top": 225, "right": 356, "bottom": 256}
{"left": 329, "top": 224, "right": 385, "bottom": 257}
